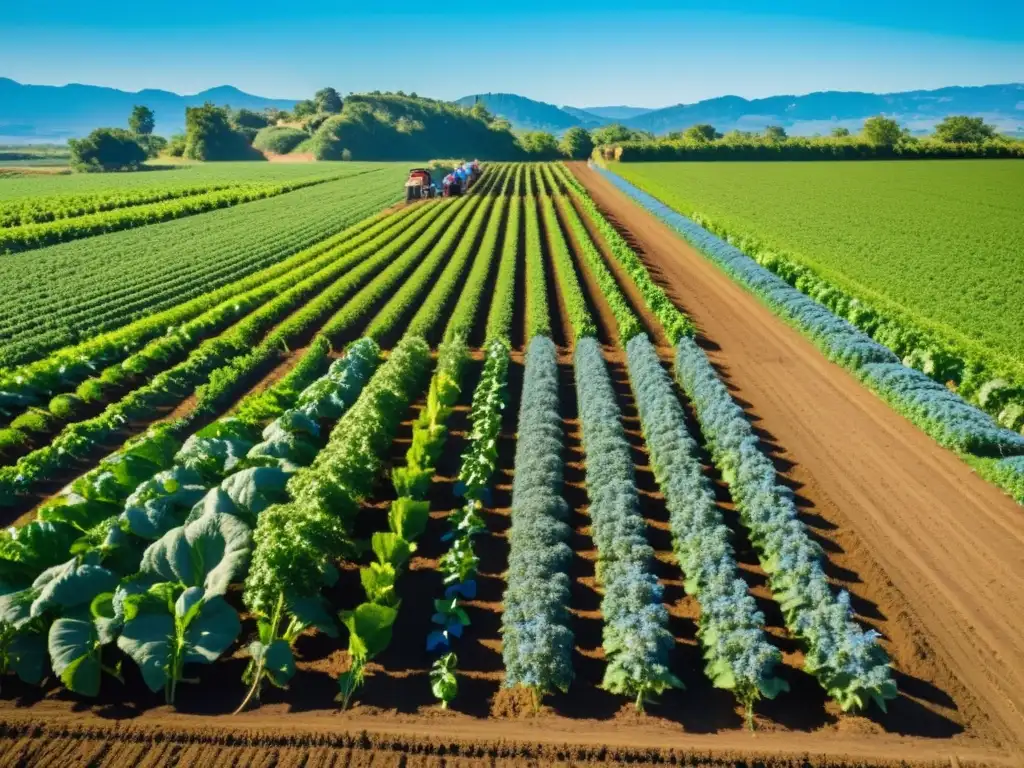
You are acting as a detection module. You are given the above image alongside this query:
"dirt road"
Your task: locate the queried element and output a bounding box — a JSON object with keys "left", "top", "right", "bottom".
{"left": 568, "top": 161, "right": 1024, "bottom": 750}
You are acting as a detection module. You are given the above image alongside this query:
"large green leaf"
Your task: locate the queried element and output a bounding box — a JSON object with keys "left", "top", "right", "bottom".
{"left": 37, "top": 494, "right": 120, "bottom": 533}
{"left": 359, "top": 562, "right": 397, "bottom": 606}
{"left": 387, "top": 497, "right": 430, "bottom": 542}
{"left": 340, "top": 602, "right": 397, "bottom": 663}
{"left": 29, "top": 558, "right": 117, "bottom": 618}
{"left": 116, "top": 611, "right": 174, "bottom": 693}
{"left": 371, "top": 532, "right": 414, "bottom": 570}
{"left": 220, "top": 467, "right": 290, "bottom": 516}
{"left": 5, "top": 629, "right": 47, "bottom": 684}
{"left": 140, "top": 511, "right": 251, "bottom": 597}
{"left": 117, "top": 587, "right": 240, "bottom": 694}
{"left": 48, "top": 613, "right": 105, "bottom": 696}
{"left": 0, "top": 521, "right": 80, "bottom": 585}
{"left": 180, "top": 592, "right": 240, "bottom": 665}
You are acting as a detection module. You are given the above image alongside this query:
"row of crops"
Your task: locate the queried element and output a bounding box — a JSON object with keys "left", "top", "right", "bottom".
{"left": 0, "top": 165, "right": 409, "bottom": 367}
{"left": 606, "top": 161, "right": 1024, "bottom": 439}
{"left": 0, "top": 161, "right": 906, "bottom": 727}
{"left": 594, "top": 164, "right": 1024, "bottom": 504}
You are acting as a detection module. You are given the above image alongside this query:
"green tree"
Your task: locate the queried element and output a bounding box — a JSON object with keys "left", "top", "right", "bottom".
{"left": 861, "top": 115, "right": 903, "bottom": 147}
{"left": 315, "top": 87, "right": 343, "bottom": 114}
{"left": 559, "top": 126, "right": 594, "bottom": 159}
{"left": 591, "top": 123, "right": 637, "bottom": 145}
{"left": 231, "top": 108, "right": 272, "bottom": 142}
{"left": 470, "top": 100, "right": 494, "bottom": 124}
{"left": 764, "top": 125, "right": 788, "bottom": 142}
{"left": 293, "top": 99, "right": 317, "bottom": 119}
{"left": 831, "top": 126, "right": 851, "bottom": 137}
{"left": 520, "top": 131, "right": 560, "bottom": 158}
{"left": 683, "top": 123, "right": 720, "bottom": 142}
{"left": 69, "top": 128, "right": 147, "bottom": 172}
{"left": 933, "top": 115, "right": 996, "bottom": 143}
{"left": 128, "top": 105, "right": 155, "bottom": 136}
{"left": 184, "top": 103, "right": 255, "bottom": 161}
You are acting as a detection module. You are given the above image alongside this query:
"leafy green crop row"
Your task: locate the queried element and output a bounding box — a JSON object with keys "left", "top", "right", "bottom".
{"left": 0, "top": 182, "right": 235, "bottom": 228}
{"left": 0, "top": 338, "right": 380, "bottom": 696}
{"left": 0, "top": 166, "right": 407, "bottom": 366}
{"left": 0, "top": 200, "right": 450, "bottom": 504}
{"left": 0, "top": 202, "right": 419, "bottom": 396}
{"left": 523, "top": 169, "right": 551, "bottom": 341}
{"left": 243, "top": 336, "right": 431, "bottom": 708}
{"left": 552, "top": 163, "right": 693, "bottom": 342}
{"left": 444, "top": 170, "right": 510, "bottom": 344}
{"left": 502, "top": 335, "right": 573, "bottom": 707}
{"left": 573, "top": 336, "right": 680, "bottom": 710}
{"left": 0, "top": 205, "right": 433, "bottom": 457}
{"left": 484, "top": 167, "right": 522, "bottom": 344}
{"left": 403, "top": 183, "right": 500, "bottom": 340}
{"left": 538, "top": 182, "right": 597, "bottom": 342}
{"left": 0, "top": 174, "right": 365, "bottom": 254}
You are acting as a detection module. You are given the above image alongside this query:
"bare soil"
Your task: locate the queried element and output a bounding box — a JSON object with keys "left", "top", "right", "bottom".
{"left": 3, "top": 165, "right": 1023, "bottom": 767}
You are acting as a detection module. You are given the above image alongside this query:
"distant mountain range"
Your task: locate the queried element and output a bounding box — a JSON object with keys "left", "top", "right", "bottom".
{"left": 2, "top": 78, "right": 1023, "bottom": 144}
{"left": 0, "top": 78, "right": 296, "bottom": 143}
{"left": 457, "top": 85, "right": 1024, "bottom": 137}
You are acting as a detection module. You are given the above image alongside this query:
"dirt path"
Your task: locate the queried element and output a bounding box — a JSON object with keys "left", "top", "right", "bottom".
{"left": 568, "top": 162, "right": 1024, "bottom": 750}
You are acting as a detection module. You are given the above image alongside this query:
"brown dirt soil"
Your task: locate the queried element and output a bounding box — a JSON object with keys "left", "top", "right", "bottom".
{"left": 264, "top": 152, "right": 316, "bottom": 163}
{"left": 566, "top": 161, "right": 1024, "bottom": 752}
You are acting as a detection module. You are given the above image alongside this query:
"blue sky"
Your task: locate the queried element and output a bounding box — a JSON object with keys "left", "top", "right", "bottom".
{"left": 2, "top": 1, "right": 1022, "bottom": 106}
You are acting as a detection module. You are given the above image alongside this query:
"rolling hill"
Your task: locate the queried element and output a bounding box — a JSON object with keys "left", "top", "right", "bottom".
{"left": 0, "top": 78, "right": 296, "bottom": 143}
{"left": 458, "top": 84, "right": 1024, "bottom": 137}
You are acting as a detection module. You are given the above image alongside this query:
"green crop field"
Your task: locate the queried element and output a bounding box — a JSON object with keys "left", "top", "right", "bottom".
{"left": 611, "top": 160, "right": 1024, "bottom": 373}
{"left": 0, "top": 164, "right": 408, "bottom": 364}
{"left": 0, "top": 160, "right": 373, "bottom": 200}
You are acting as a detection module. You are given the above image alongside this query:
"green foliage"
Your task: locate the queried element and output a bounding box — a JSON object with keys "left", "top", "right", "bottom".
{"left": 523, "top": 168, "right": 551, "bottom": 340}
{"left": 184, "top": 103, "right": 259, "bottom": 161}
{"left": 609, "top": 160, "right": 1024, "bottom": 404}
{"left": 128, "top": 105, "right": 155, "bottom": 136}
{"left": 314, "top": 87, "right": 343, "bottom": 114}
{"left": 0, "top": 164, "right": 408, "bottom": 365}
{"left": 166, "top": 134, "right": 186, "bottom": 157}
{"left": 861, "top": 115, "right": 903, "bottom": 147}
{"left": 831, "top": 126, "right": 851, "bottom": 137}
{"left": 485, "top": 167, "right": 522, "bottom": 343}
{"left": 552, "top": 163, "right": 692, "bottom": 342}
{"left": 292, "top": 99, "right": 316, "bottom": 119}
{"left": 542, "top": 167, "right": 643, "bottom": 343}
{"left": 934, "top": 115, "right": 997, "bottom": 143}
{"left": 305, "top": 92, "right": 523, "bottom": 160}
{"left": 559, "top": 127, "right": 594, "bottom": 160}
{"left": 69, "top": 128, "right": 147, "bottom": 173}
{"left": 252, "top": 126, "right": 308, "bottom": 155}
{"left": 519, "top": 131, "right": 560, "bottom": 159}
{"left": 764, "top": 125, "right": 788, "bottom": 142}
{"left": 430, "top": 652, "right": 459, "bottom": 707}
{"left": 591, "top": 123, "right": 649, "bottom": 145}
{"left": 677, "top": 124, "right": 720, "bottom": 142}
{"left": 538, "top": 188, "right": 597, "bottom": 342}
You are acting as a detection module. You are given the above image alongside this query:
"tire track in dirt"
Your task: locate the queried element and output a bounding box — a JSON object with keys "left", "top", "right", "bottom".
{"left": 568, "top": 161, "right": 1024, "bottom": 750}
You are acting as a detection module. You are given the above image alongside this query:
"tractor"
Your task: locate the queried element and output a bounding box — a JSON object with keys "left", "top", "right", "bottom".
{"left": 404, "top": 168, "right": 436, "bottom": 202}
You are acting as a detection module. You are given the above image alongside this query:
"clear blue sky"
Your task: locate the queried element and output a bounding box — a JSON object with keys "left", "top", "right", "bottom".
{"left": 2, "top": 1, "right": 1022, "bottom": 106}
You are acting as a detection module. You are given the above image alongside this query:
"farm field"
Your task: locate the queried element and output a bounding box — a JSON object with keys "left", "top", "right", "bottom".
{"left": 0, "top": 162, "right": 1022, "bottom": 768}
{"left": 0, "top": 160, "right": 368, "bottom": 200}
{"left": 0, "top": 164, "right": 408, "bottom": 365}
{"left": 609, "top": 160, "right": 1024, "bottom": 407}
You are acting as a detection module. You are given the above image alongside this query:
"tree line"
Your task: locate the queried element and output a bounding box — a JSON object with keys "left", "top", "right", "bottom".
{"left": 591, "top": 115, "right": 1024, "bottom": 161}
{"left": 66, "top": 92, "right": 1022, "bottom": 172}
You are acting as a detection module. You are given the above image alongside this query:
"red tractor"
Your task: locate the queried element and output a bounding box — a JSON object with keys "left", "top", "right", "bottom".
{"left": 404, "top": 168, "right": 436, "bottom": 202}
